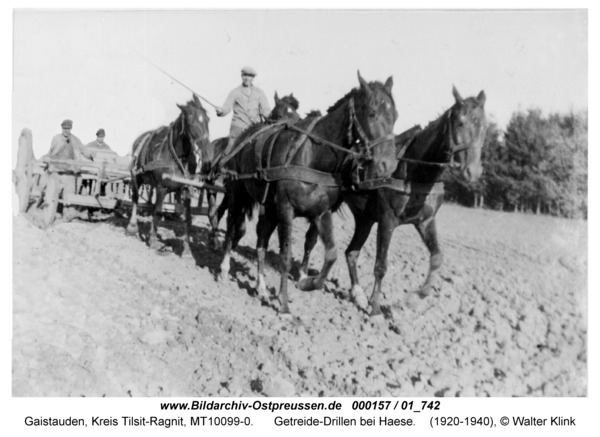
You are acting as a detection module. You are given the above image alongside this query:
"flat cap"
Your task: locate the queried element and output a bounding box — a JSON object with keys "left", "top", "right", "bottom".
{"left": 96, "top": 128, "right": 105, "bottom": 137}
{"left": 241, "top": 66, "right": 257, "bottom": 76}
{"left": 61, "top": 119, "right": 73, "bottom": 128}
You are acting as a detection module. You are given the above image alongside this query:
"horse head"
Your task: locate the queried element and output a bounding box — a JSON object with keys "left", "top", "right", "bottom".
{"left": 447, "top": 86, "right": 486, "bottom": 183}
{"left": 269, "top": 92, "right": 301, "bottom": 123}
{"left": 177, "top": 94, "right": 211, "bottom": 154}
{"left": 350, "top": 71, "right": 398, "bottom": 180}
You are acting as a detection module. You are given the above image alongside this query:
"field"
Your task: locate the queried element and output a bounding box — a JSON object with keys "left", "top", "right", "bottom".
{"left": 12, "top": 203, "right": 587, "bottom": 397}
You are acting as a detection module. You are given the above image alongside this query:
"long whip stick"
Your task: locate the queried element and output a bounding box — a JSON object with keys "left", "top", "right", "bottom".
{"left": 133, "top": 47, "right": 218, "bottom": 109}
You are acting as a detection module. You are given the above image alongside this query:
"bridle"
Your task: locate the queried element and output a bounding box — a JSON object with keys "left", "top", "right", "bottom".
{"left": 347, "top": 97, "right": 395, "bottom": 161}
{"left": 398, "top": 108, "right": 479, "bottom": 169}
{"left": 167, "top": 106, "right": 206, "bottom": 178}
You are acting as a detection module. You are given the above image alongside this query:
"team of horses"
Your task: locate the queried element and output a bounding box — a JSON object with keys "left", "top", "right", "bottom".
{"left": 127, "top": 72, "right": 487, "bottom": 318}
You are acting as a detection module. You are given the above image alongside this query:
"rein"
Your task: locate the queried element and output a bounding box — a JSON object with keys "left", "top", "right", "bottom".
{"left": 347, "top": 98, "right": 395, "bottom": 160}
{"left": 219, "top": 96, "right": 395, "bottom": 190}
{"left": 166, "top": 115, "right": 189, "bottom": 178}
{"left": 132, "top": 111, "right": 200, "bottom": 178}
{"left": 220, "top": 96, "right": 394, "bottom": 173}
{"left": 397, "top": 109, "right": 472, "bottom": 168}
{"left": 354, "top": 110, "right": 463, "bottom": 192}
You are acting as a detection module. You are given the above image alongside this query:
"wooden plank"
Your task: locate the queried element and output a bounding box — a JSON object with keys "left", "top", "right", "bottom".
{"left": 61, "top": 194, "right": 118, "bottom": 209}
{"left": 161, "top": 174, "right": 227, "bottom": 193}
{"left": 58, "top": 195, "right": 209, "bottom": 215}
{"left": 118, "top": 200, "right": 208, "bottom": 216}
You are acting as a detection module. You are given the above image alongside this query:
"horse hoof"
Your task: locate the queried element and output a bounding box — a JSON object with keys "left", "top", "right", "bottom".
{"left": 211, "top": 238, "right": 223, "bottom": 251}
{"left": 279, "top": 312, "right": 293, "bottom": 321}
{"left": 218, "top": 271, "right": 228, "bottom": 282}
{"left": 416, "top": 286, "right": 432, "bottom": 299}
{"left": 156, "top": 246, "right": 173, "bottom": 256}
{"left": 370, "top": 312, "right": 385, "bottom": 323}
{"left": 405, "top": 292, "right": 425, "bottom": 311}
{"left": 256, "top": 285, "right": 269, "bottom": 302}
{"left": 181, "top": 247, "right": 193, "bottom": 259}
{"left": 126, "top": 224, "right": 138, "bottom": 235}
{"left": 351, "top": 286, "right": 369, "bottom": 310}
{"left": 354, "top": 296, "right": 369, "bottom": 311}
{"left": 297, "top": 276, "right": 317, "bottom": 292}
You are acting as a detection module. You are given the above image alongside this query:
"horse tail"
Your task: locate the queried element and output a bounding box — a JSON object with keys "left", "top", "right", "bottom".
{"left": 226, "top": 178, "right": 258, "bottom": 222}
{"left": 204, "top": 137, "right": 229, "bottom": 176}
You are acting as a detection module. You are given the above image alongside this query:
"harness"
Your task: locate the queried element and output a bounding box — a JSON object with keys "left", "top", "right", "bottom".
{"left": 219, "top": 97, "right": 395, "bottom": 192}
{"left": 131, "top": 114, "right": 197, "bottom": 178}
{"left": 354, "top": 109, "right": 475, "bottom": 197}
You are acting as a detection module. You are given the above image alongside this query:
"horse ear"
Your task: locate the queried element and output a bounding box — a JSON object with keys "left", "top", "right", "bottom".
{"left": 476, "top": 90, "right": 486, "bottom": 107}
{"left": 384, "top": 76, "right": 393, "bottom": 94}
{"left": 452, "top": 85, "right": 464, "bottom": 104}
{"left": 358, "top": 71, "right": 372, "bottom": 94}
{"left": 274, "top": 92, "right": 280, "bottom": 105}
{"left": 177, "top": 103, "right": 185, "bottom": 112}
{"left": 193, "top": 94, "right": 201, "bottom": 106}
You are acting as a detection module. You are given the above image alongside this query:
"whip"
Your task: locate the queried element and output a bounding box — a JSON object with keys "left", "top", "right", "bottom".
{"left": 133, "top": 47, "right": 218, "bottom": 109}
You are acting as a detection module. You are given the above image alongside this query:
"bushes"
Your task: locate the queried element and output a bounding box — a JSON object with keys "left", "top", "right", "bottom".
{"left": 444, "top": 109, "right": 587, "bottom": 219}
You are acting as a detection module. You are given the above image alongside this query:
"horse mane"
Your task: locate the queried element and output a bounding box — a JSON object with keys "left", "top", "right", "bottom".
{"left": 279, "top": 94, "right": 299, "bottom": 110}
{"left": 326, "top": 81, "right": 394, "bottom": 114}
{"left": 305, "top": 109, "right": 322, "bottom": 117}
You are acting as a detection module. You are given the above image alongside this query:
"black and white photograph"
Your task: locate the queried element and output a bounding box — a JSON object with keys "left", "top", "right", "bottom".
{"left": 10, "top": 5, "right": 589, "bottom": 410}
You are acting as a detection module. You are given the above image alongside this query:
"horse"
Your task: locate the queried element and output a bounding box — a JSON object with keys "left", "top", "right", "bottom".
{"left": 220, "top": 72, "right": 399, "bottom": 316}
{"left": 126, "top": 94, "right": 210, "bottom": 256}
{"left": 200, "top": 92, "right": 302, "bottom": 248}
{"left": 300, "top": 86, "right": 487, "bottom": 317}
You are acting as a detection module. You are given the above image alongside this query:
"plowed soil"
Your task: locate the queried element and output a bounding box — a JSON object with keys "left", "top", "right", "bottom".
{"left": 12, "top": 203, "right": 587, "bottom": 397}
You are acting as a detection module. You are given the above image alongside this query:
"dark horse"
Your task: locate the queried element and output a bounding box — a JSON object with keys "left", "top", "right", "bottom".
{"left": 201, "top": 93, "right": 301, "bottom": 248}
{"left": 220, "top": 72, "right": 398, "bottom": 316}
{"left": 127, "top": 94, "right": 210, "bottom": 256}
{"left": 301, "top": 86, "right": 487, "bottom": 316}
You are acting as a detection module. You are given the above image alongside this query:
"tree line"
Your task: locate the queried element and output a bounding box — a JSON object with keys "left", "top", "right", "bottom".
{"left": 443, "top": 109, "right": 588, "bottom": 219}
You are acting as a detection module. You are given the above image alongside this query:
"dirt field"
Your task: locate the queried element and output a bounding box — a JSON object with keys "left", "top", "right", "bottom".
{"left": 12, "top": 202, "right": 587, "bottom": 397}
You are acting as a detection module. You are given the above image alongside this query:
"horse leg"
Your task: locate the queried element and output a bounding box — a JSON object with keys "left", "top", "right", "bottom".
{"left": 219, "top": 186, "right": 245, "bottom": 281}
{"left": 276, "top": 200, "right": 294, "bottom": 316}
{"left": 126, "top": 176, "right": 140, "bottom": 235}
{"left": 369, "top": 217, "right": 395, "bottom": 317}
{"left": 149, "top": 186, "right": 166, "bottom": 251}
{"left": 255, "top": 208, "right": 277, "bottom": 303}
{"left": 181, "top": 188, "right": 194, "bottom": 258}
{"left": 297, "top": 211, "right": 337, "bottom": 292}
{"left": 217, "top": 192, "right": 228, "bottom": 224}
{"left": 345, "top": 217, "right": 375, "bottom": 311}
{"left": 207, "top": 188, "right": 222, "bottom": 249}
{"left": 299, "top": 222, "right": 319, "bottom": 280}
{"left": 414, "top": 217, "right": 443, "bottom": 297}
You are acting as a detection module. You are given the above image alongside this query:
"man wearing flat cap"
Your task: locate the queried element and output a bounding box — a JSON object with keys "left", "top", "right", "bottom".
{"left": 44, "top": 119, "right": 93, "bottom": 161}
{"left": 41, "top": 119, "right": 93, "bottom": 221}
{"left": 86, "top": 128, "right": 113, "bottom": 151}
{"left": 215, "top": 66, "right": 271, "bottom": 153}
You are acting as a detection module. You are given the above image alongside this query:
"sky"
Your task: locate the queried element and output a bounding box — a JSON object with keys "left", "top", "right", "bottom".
{"left": 11, "top": 9, "right": 588, "bottom": 161}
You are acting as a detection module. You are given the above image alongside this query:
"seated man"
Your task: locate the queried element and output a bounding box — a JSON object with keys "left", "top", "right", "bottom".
{"left": 41, "top": 119, "right": 92, "bottom": 221}
{"left": 86, "top": 128, "right": 113, "bottom": 151}
{"left": 43, "top": 119, "right": 93, "bottom": 161}
{"left": 215, "top": 66, "right": 271, "bottom": 155}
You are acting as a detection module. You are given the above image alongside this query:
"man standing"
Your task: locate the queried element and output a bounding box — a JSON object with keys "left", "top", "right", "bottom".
{"left": 41, "top": 119, "right": 92, "bottom": 222}
{"left": 215, "top": 66, "right": 271, "bottom": 153}
{"left": 85, "top": 128, "right": 113, "bottom": 151}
